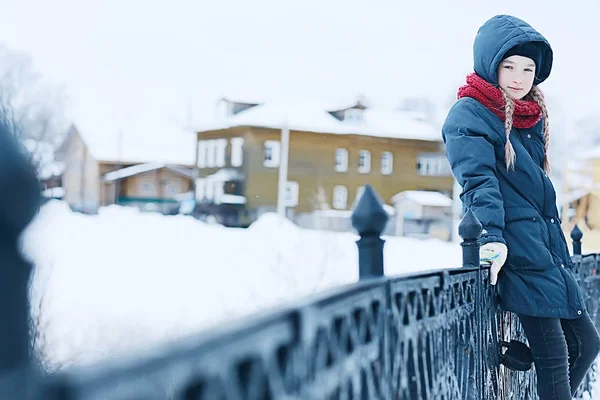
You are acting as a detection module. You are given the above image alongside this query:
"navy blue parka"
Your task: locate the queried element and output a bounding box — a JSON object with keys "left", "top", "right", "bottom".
{"left": 442, "top": 15, "right": 585, "bottom": 319}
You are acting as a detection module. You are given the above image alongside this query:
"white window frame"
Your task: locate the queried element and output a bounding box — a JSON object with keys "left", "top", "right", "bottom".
{"left": 166, "top": 180, "right": 182, "bottom": 195}
{"left": 197, "top": 141, "right": 207, "bottom": 168}
{"left": 353, "top": 186, "right": 365, "bottom": 207}
{"left": 195, "top": 178, "right": 206, "bottom": 201}
{"left": 205, "top": 179, "right": 214, "bottom": 200}
{"left": 206, "top": 140, "right": 217, "bottom": 168}
{"left": 215, "top": 139, "right": 227, "bottom": 167}
{"left": 231, "top": 137, "right": 244, "bottom": 167}
{"left": 285, "top": 181, "right": 299, "bottom": 207}
{"left": 358, "top": 150, "right": 371, "bottom": 174}
{"left": 333, "top": 185, "right": 348, "bottom": 209}
{"left": 263, "top": 140, "right": 281, "bottom": 168}
{"left": 139, "top": 181, "right": 156, "bottom": 195}
{"left": 214, "top": 182, "right": 224, "bottom": 204}
{"left": 417, "top": 154, "right": 452, "bottom": 176}
{"left": 381, "top": 151, "right": 393, "bottom": 175}
{"left": 344, "top": 108, "right": 363, "bottom": 122}
{"left": 335, "top": 148, "right": 348, "bottom": 172}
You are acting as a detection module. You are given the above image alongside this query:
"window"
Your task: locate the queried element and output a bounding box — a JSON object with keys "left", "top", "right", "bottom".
{"left": 381, "top": 151, "right": 393, "bottom": 175}
{"left": 264, "top": 140, "right": 281, "bottom": 168}
{"left": 353, "top": 186, "right": 365, "bottom": 208}
{"left": 206, "top": 140, "right": 217, "bottom": 167}
{"left": 205, "top": 180, "right": 214, "bottom": 200}
{"left": 216, "top": 139, "right": 227, "bottom": 167}
{"left": 197, "top": 141, "right": 207, "bottom": 168}
{"left": 139, "top": 181, "right": 156, "bottom": 195}
{"left": 224, "top": 180, "right": 243, "bottom": 196}
{"left": 285, "top": 181, "right": 299, "bottom": 207}
{"left": 195, "top": 178, "right": 206, "bottom": 201}
{"left": 358, "top": 150, "right": 371, "bottom": 174}
{"left": 335, "top": 148, "right": 348, "bottom": 172}
{"left": 417, "top": 154, "right": 452, "bottom": 176}
{"left": 333, "top": 185, "right": 348, "bottom": 209}
{"left": 231, "top": 138, "right": 244, "bottom": 167}
{"left": 344, "top": 108, "right": 363, "bottom": 122}
{"left": 213, "top": 182, "right": 224, "bottom": 204}
{"left": 165, "top": 181, "right": 183, "bottom": 194}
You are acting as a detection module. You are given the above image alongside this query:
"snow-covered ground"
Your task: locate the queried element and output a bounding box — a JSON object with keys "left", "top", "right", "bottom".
{"left": 21, "top": 200, "right": 461, "bottom": 369}
{"left": 19, "top": 200, "right": 600, "bottom": 398}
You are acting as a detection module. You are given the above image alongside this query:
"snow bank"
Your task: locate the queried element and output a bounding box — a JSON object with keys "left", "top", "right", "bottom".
{"left": 21, "top": 201, "right": 460, "bottom": 369}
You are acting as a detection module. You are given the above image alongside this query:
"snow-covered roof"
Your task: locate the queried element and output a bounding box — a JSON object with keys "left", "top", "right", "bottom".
{"left": 220, "top": 194, "right": 247, "bottom": 205}
{"left": 196, "top": 102, "right": 441, "bottom": 142}
{"left": 391, "top": 190, "right": 453, "bottom": 207}
{"left": 102, "top": 163, "right": 195, "bottom": 182}
{"left": 563, "top": 189, "right": 590, "bottom": 204}
{"left": 42, "top": 187, "right": 65, "bottom": 198}
{"left": 102, "top": 163, "right": 166, "bottom": 182}
{"left": 204, "top": 168, "right": 245, "bottom": 182}
{"left": 39, "top": 161, "right": 66, "bottom": 180}
{"left": 582, "top": 146, "right": 600, "bottom": 160}
{"left": 72, "top": 118, "right": 196, "bottom": 166}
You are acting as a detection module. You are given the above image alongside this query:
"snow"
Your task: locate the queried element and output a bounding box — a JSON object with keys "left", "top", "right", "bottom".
{"left": 204, "top": 168, "right": 245, "bottom": 181}
{"left": 391, "top": 190, "right": 453, "bottom": 207}
{"left": 563, "top": 189, "right": 590, "bottom": 204}
{"left": 73, "top": 118, "right": 197, "bottom": 166}
{"left": 219, "top": 194, "right": 247, "bottom": 204}
{"left": 197, "top": 102, "right": 441, "bottom": 142}
{"left": 102, "top": 162, "right": 165, "bottom": 182}
{"left": 41, "top": 187, "right": 65, "bottom": 198}
{"left": 21, "top": 200, "right": 461, "bottom": 370}
{"left": 583, "top": 146, "right": 600, "bottom": 160}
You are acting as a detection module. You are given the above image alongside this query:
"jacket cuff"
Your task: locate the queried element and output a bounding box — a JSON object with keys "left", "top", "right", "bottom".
{"left": 477, "top": 227, "right": 505, "bottom": 246}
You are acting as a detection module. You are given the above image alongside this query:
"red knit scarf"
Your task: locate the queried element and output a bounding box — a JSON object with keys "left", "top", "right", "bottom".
{"left": 457, "top": 73, "right": 542, "bottom": 128}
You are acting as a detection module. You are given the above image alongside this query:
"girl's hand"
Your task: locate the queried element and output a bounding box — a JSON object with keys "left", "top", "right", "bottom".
{"left": 480, "top": 242, "right": 508, "bottom": 285}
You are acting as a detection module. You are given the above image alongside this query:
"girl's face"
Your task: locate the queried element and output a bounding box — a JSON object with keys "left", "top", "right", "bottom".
{"left": 497, "top": 55, "right": 536, "bottom": 100}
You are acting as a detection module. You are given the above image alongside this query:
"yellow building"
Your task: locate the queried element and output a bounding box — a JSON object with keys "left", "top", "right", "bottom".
{"left": 562, "top": 151, "right": 600, "bottom": 252}
{"left": 193, "top": 98, "right": 455, "bottom": 228}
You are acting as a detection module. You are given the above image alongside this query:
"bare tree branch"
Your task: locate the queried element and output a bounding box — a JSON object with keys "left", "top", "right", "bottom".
{"left": 0, "top": 45, "right": 68, "bottom": 171}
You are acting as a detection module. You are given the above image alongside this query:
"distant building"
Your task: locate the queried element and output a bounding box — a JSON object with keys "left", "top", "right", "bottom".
{"left": 391, "top": 190, "right": 453, "bottom": 240}
{"left": 192, "top": 97, "right": 454, "bottom": 228}
{"left": 56, "top": 121, "right": 196, "bottom": 214}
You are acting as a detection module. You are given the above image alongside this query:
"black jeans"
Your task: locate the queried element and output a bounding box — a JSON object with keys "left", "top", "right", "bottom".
{"left": 517, "top": 311, "right": 600, "bottom": 399}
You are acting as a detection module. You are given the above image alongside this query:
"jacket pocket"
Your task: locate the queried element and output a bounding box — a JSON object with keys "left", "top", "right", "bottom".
{"left": 503, "top": 207, "right": 553, "bottom": 271}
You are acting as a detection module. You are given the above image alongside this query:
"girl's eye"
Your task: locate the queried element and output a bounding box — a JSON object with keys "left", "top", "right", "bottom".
{"left": 503, "top": 65, "right": 513, "bottom": 70}
{"left": 525, "top": 68, "right": 534, "bottom": 72}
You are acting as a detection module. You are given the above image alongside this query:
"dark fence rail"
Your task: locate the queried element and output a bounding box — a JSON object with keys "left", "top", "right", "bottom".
{"left": 4, "top": 185, "right": 599, "bottom": 399}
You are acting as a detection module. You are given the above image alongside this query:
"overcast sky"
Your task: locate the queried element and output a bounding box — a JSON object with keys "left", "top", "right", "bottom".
{"left": 0, "top": 0, "right": 596, "bottom": 129}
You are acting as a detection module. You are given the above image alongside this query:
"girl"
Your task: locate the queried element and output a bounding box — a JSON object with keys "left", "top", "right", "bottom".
{"left": 443, "top": 15, "right": 600, "bottom": 399}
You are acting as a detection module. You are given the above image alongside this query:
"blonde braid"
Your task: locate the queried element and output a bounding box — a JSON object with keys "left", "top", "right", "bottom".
{"left": 529, "top": 86, "right": 551, "bottom": 174}
{"left": 501, "top": 89, "right": 517, "bottom": 171}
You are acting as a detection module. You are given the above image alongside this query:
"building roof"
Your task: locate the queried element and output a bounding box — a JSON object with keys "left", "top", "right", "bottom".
{"left": 582, "top": 146, "right": 600, "bottom": 161}
{"left": 391, "top": 190, "right": 453, "bottom": 207}
{"left": 102, "top": 163, "right": 194, "bottom": 182}
{"left": 71, "top": 118, "right": 197, "bottom": 166}
{"left": 196, "top": 102, "right": 441, "bottom": 142}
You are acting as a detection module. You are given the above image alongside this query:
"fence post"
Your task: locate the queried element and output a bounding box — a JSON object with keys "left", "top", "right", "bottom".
{"left": 351, "top": 185, "right": 389, "bottom": 280}
{"left": 458, "top": 208, "right": 483, "bottom": 400}
{"left": 458, "top": 208, "right": 482, "bottom": 269}
{"left": 571, "top": 224, "right": 583, "bottom": 256}
{"left": 0, "top": 125, "right": 41, "bottom": 398}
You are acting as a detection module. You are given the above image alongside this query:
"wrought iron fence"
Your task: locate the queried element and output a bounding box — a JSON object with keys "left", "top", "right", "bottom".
{"left": 2, "top": 185, "right": 599, "bottom": 399}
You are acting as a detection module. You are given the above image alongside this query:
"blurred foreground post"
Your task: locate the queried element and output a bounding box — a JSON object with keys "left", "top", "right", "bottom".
{"left": 0, "top": 122, "right": 41, "bottom": 397}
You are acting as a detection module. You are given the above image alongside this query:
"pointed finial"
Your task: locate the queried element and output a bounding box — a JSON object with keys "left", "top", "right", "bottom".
{"left": 458, "top": 208, "right": 483, "bottom": 241}
{"left": 571, "top": 224, "right": 583, "bottom": 242}
{"left": 351, "top": 185, "right": 388, "bottom": 236}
